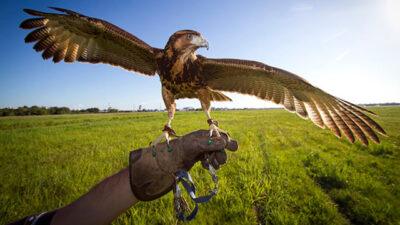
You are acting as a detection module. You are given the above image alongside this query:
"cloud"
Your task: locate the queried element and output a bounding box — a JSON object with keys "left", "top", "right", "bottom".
{"left": 335, "top": 50, "right": 350, "bottom": 61}
{"left": 323, "top": 29, "right": 347, "bottom": 44}
{"left": 290, "top": 3, "right": 314, "bottom": 12}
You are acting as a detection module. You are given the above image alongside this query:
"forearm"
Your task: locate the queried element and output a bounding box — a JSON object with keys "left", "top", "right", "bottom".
{"left": 51, "top": 168, "right": 138, "bottom": 225}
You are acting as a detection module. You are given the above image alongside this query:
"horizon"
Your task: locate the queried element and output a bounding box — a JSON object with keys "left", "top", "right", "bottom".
{"left": 1, "top": 0, "right": 399, "bottom": 110}
{"left": 2, "top": 102, "right": 399, "bottom": 112}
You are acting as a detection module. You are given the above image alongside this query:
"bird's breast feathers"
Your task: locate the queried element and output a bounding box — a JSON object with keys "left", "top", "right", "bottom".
{"left": 157, "top": 53, "right": 205, "bottom": 97}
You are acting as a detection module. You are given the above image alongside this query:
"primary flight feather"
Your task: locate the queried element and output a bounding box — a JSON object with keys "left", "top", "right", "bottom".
{"left": 20, "top": 7, "right": 386, "bottom": 146}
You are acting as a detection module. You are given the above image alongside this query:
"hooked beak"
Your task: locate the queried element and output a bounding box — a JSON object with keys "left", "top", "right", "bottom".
{"left": 191, "top": 35, "right": 209, "bottom": 50}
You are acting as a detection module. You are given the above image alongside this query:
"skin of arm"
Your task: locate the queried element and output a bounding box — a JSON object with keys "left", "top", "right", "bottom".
{"left": 50, "top": 168, "right": 137, "bottom": 225}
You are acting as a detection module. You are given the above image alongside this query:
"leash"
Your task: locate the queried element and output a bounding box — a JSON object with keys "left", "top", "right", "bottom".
{"left": 173, "top": 154, "right": 218, "bottom": 221}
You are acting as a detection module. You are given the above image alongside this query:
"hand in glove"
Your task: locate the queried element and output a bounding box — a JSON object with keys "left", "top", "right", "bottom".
{"left": 129, "top": 130, "right": 238, "bottom": 201}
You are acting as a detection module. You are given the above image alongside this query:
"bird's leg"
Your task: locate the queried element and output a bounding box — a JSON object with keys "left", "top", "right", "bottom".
{"left": 151, "top": 88, "right": 177, "bottom": 147}
{"left": 150, "top": 115, "right": 176, "bottom": 147}
{"left": 201, "top": 100, "right": 227, "bottom": 137}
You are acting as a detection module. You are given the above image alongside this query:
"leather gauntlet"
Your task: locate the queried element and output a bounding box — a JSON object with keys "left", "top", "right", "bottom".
{"left": 129, "top": 130, "right": 238, "bottom": 201}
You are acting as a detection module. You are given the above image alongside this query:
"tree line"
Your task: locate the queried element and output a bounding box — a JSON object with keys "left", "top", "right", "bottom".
{"left": 2, "top": 103, "right": 396, "bottom": 117}
{"left": 0, "top": 106, "right": 103, "bottom": 117}
{"left": 0, "top": 106, "right": 168, "bottom": 117}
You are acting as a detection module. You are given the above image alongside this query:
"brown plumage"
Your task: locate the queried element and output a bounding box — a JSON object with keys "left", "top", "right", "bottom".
{"left": 20, "top": 7, "right": 386, "bottom": 146}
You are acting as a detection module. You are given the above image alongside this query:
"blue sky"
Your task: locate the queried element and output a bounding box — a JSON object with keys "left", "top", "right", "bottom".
{"left": 1, "top": 0, "right": 399, "bottom": 110}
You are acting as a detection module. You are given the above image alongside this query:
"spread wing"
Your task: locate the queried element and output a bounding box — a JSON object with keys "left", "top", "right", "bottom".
{"left": 200, "top": 56, "right": 386, "bottom": 145}
{"left": 20, "top": 7, "right": 159, "bottom": 75}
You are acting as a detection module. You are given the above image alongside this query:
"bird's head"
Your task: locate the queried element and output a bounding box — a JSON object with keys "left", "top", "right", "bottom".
{"left": 165, "top": 30, "right": 209, "bottom": 56}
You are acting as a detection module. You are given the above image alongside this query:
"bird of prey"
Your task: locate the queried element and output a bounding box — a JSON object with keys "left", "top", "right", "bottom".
{"left": 20, "top": 7, "right": 386, "bottom": 146}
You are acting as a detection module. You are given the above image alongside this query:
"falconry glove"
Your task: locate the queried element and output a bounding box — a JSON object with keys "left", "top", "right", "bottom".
{"left": 129, "top": 130, "right": 238, "bottom": 201}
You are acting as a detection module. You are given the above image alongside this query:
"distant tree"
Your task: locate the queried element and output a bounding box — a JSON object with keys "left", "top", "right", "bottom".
{"left": 87, "top": 107, "right": 100, "bottom": 113}
{"left": 0, "top": 108, "right": 14, "bottom": 116}
{"left": 59, "top": 107, "right": 70, "bottom": 114}
{"left": 107, "top": 107, "right": 118, "bottom": 113}
{"left": 14, "top": 106, "right": 29, "bottom": 116}
{"left": 47, "top": 106, "right": 70, "bottom": 115}
{"left": 29, "top": 106, "right": 47, "bottom": 115}
{"left": 47, "top": 107, "right": 54, "bottom": 115}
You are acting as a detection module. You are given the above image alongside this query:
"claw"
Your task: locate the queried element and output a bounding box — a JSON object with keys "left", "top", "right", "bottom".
{"left": 150, "top": 125, "right": 177, "bottom": 147}
{"left": 207, "top": 119, "right": 230, "bottom": 140}
{"left": 163, "top": 125, "right": 177, "bottom": 137}
{"left": 209, "top": 123, "right": 221, "bottom": 137}
{"left": 150, "top": 131, "right": 170, "bottom": 147}
{"left": 209, "top": 124, "right": 229, "bottom": 138}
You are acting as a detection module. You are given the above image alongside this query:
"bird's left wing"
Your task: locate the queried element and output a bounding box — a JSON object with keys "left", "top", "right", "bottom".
{"left": 199, "top": 56, "right": 386, "bottom": 145}
{"left": 20, "top": 7, "right": 159, "bottom": 75}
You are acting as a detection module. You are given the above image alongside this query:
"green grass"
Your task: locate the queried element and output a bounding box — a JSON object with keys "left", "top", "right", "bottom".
{"left": 1, "top": 107, "right": 399, "bottom": 225}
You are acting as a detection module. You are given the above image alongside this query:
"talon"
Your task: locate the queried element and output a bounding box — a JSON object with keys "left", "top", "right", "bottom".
{"left": 209, "top": 123, "right": 221, "bottom": 137}
{"left": 163, "top": 125, "right": 177, "bottom": 137}
{"left": 208, "top": 119, "right": 227, "bottom": 138}
{"left": 150, "top": 126, "right": 177, "bottom": 147}
{"left": 207, "top": 119, "right": 219, "bottom": 127}
{"left": 150, "top": 131, "right": 168, "bottom": 147}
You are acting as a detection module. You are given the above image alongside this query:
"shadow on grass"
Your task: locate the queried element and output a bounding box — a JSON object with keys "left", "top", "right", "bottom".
{"left": 302, "top": 152, "right": 347, "bottom": 191}
{"left": 302, "top": 151, "right": 397, "bottom": 225}
{"left": 368, "top": 144, "right": 394, "bottom": 158}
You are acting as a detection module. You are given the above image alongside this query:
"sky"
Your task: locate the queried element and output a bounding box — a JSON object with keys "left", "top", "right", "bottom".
{"left": 0, "top": 0, "right": 399, "bottom": 110}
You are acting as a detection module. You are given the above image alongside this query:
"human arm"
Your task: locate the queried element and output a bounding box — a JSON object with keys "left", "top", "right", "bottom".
{"left": 50, "top": 168, "right": 137, "bottom": 225}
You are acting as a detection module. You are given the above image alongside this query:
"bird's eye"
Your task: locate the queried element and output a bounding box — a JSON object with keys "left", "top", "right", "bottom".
{"left": 186, "top": 34, "right": 193, "bottom": 40}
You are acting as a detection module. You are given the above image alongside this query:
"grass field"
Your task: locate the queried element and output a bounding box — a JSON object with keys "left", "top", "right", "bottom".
{"left": 0, "top": 107, "right": 399, "bottom": 225}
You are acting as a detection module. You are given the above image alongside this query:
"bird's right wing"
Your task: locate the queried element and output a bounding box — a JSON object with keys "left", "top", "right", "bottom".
{"left": 199, "top": 56, "right": 386, "bottom": 145}
{"left": 20, "top": 7, "right": 159, "bottom": 75}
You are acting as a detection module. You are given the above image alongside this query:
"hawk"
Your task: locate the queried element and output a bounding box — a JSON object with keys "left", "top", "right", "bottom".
{"left": 20, "top": 7, "right": 386, "bottom": 146}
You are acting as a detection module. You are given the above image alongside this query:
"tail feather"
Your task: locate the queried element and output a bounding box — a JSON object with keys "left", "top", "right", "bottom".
{"left": 210, "top": 91, "right": 232, "bottom": 102}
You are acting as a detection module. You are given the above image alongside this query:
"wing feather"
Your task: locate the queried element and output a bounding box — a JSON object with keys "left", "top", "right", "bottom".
{"left": 21, "top": 7, "right": 158, "bottom": 75}
{"left": 333, "top": 103, "right": 368, "bottom": 145}
{"left": 325, "top": 101, "right": 355, "bottom": 143}
{"left": 20, "top": 18, "right": 49, "bottom": 29}
{"left": 200, "top": 56, "right": 385, "bottom": 145}
{"left": 304, "top": 99, "right": 325, "bottom": 128}
{"left": 293, "top": 97, "right": 308, "bottom": 118}
{"left": 338, "top": 101, "right": 386, "bottom": 135}
{"left": 34, "top": 35, "right": 55, "bottom": 52}
{"left": 314, "top": 98, "right": 341, "bottom": 138}
{"left": 283, "top": 88, "right": 295, "bottom": 112}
